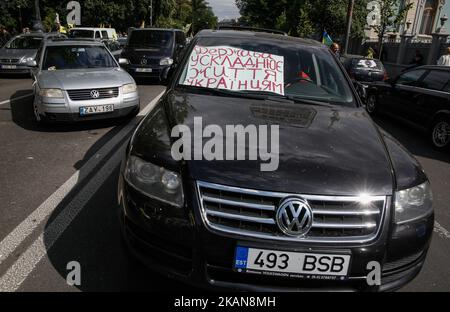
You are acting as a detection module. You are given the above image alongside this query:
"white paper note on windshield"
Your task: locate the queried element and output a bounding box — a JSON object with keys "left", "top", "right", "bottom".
{"left": 182, "top": 45, "right": 285, "bottom": 95}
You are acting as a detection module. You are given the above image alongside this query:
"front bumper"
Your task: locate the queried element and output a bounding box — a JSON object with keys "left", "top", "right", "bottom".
{"left": 124, "top": 64, "right": 170, "bottom": 80}
{"left": 35, "top": 88, "right": 139, "bottom": 122}
{"left": 118, "top": 175, "right": 434, "bottom": 292}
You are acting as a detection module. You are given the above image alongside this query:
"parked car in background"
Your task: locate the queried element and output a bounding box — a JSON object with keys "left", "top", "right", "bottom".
{"left": 0, "top": 32, "right": 66, "bottom": 75}
{"left": 118, "top": 28, "right": 434, "bottom": 292}
{"left": 29, "top": 38, "right": 139, "bottom": 123}
{"left": 118, "top": 28, "right": 187, "bottom": 82}
{"left": 103, "top": 39, "right": 122, "bottom": 60}
{"left": 68, "top": 27, "right": 118, "bottom": 40}
{"left": 366, "top": 65, "right": 450, "bottom": 150}
{"left": 117, "top": 37, "right": 127, "bottom": 48}
{"left": 342, "top": 55, "right": 388, "bottom": 83}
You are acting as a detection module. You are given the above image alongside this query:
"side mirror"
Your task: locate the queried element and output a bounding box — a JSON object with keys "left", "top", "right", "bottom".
{"left": 161, "top": 65, "right": 177, "bottom": 86}
{"left": 353, "top": 81, "right": 367, "bottom": 100}
{"left": 26, "top": 60, "right": 38, "bottom": 67}
{"left": 118, "top": 58, "right": 129, "bottom": 65}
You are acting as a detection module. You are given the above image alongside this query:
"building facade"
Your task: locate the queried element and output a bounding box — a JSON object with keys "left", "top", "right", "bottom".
{"left": 365, "top": 0, "right": 449, "bottom": 41}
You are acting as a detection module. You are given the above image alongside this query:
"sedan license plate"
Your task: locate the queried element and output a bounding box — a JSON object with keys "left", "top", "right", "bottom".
{"left": 135, "top": 68, "right": 152, "bottom": 73}
{"left": 234, "top": 246, "right": 351, "bottom": 280}
{"left": 79, "top": 105, "right": 114, "bottom": 116}
{"left": 1, "top": 65, "right": 17, "bottom": 69}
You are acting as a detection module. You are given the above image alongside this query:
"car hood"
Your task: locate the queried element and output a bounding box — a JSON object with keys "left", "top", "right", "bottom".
{"left": 37, "top": 68, "right": 134, "bottom": 90}
{"left": 0, "top": 48, "right": 37, "bottom": 60}
{"left": 153, "top": 91, "right": 395, "bottom": 196}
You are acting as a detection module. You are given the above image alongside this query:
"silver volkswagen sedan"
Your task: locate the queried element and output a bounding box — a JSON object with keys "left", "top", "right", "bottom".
{"left": 0, "top": 32, "right": 66, "bottom": 75}
{"left": 29, "top": 38, "right": 139, "bottom": 122}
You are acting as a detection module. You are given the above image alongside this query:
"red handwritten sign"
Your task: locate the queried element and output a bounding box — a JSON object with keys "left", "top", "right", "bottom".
{"left": 182, "top": 45, "right": 285, "bottom": 95}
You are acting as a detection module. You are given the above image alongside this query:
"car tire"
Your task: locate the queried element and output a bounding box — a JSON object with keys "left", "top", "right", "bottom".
{"left": 366, "top": 93, "right": 378, "bottom": 115}
{"left": 431, "top": 117, "right": 450, "bottom": 151}
{"left": 32, "top": 100, "right": 42, "bottom": 123}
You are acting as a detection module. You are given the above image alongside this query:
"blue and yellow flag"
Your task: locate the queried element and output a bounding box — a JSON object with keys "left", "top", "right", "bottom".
{"left": 322, "top": 31, "right": 333, "bottom": 47}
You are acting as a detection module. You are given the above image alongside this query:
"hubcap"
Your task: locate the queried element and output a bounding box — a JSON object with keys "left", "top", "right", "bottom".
{"left": 366, "top": 96, "right": 376, "bottom": 113}
{"left": 433, "top": 121, "right": 450, "bottom": 147}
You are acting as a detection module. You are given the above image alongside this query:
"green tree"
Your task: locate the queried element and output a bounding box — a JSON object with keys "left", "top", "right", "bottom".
{"left": 370, "top": 0, "right": 412, "bottom": 58}
{"left": 236, "top": 0, "right": 369, "bottom": 39}
{"left": 191, "top": 0, "right": 217, "bottom": 34}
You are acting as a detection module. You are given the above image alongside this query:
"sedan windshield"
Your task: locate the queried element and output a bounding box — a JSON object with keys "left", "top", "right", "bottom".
{"left": 6, "top": 36, "right": 42, "bottom": 49}
{"left": 128, "top": 30, "right": 174, "bottom": 49}
{"left": 42, "top": 45, "right": 117, "bottom": 70}
{"left": 177, "top": 37, "right": 355, "bottom": 106}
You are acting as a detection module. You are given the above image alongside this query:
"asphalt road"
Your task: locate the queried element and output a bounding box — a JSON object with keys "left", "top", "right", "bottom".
{"left": 0, "top": 76, "right": 449, "bottom": 292}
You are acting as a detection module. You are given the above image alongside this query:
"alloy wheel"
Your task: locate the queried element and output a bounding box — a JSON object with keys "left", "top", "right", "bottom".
{"left": 366, "top": 95, "right": 377, "bottom": 114}
{"left": 432, "top": 120, "right": 450, "bottom": 148}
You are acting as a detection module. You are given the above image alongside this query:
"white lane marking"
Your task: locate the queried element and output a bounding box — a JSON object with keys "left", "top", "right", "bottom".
{"left": 434, "top": 221, "right": 450, "bottom": 240}
{"left": 0, "top": 143, "right": 126, "bottom": 292}
{"left": 0, "top": 91, "right": 164, "bottom": 266}
{"left": 0, "top": 93, "right": 34, "bottom": 106}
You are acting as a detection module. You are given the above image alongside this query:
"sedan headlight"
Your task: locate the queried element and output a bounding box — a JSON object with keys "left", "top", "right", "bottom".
{"left": 125, "top": 156, "right": 183, "bottom": 207}
{"left": 122, "top": 83, "right": 137, "bottom": 94}
{"left": 395, "top": 181, "right": 433, "bottom": 224}
{"left": 20, "top": 57, "right": 34, "bottom": 64}
{"left": 160, "top": 57, "right": 173, "bottom": 66}
{"left": 39, "top": 88, "right": 64, "bottom": 98}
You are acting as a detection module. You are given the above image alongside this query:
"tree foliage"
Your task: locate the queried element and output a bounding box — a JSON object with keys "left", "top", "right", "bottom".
{"left": 236, "top": 0, "right": 369, "bottom": 39}
{"left": 0, "top": 0, "right": 217, "bottom": 34}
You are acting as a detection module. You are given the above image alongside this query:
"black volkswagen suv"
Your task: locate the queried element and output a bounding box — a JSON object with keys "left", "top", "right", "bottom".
{"left": 118, "top": 29, "right": 434, "bottom": 291}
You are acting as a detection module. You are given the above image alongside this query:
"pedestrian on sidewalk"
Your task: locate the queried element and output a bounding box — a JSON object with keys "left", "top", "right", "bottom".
{"left": 437, "top": 47, "right": 450, "bottom": 66}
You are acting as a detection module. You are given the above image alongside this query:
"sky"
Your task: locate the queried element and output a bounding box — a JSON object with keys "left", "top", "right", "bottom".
{"left": 207, "top": 0, "right": 241, "bottom": 20}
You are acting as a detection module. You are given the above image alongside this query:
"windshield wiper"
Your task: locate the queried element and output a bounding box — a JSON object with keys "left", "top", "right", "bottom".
{"left": 285, "top": 95, "right": 334, "bottom": 107}
{"left": 177, "top": 85, "right": 335, "bottom": 107}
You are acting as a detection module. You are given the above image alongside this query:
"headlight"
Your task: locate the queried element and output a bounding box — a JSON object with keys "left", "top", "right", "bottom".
{"left": 124, "top": 156, "right": 183, "bottom": 207}
{"left": 39, "top": 88, "right": 64, "bottom": 98}
{"left": 160, "top": 57, "right": 173, "bottom": 66}
{"left": 395, "top": 181, "right": 433, "bottom": 224}
{"left": 21, "top": 57, "right": 34, "bottom": 64}
{"left": 122, "top": 83, "right": 137, "bottom": 94}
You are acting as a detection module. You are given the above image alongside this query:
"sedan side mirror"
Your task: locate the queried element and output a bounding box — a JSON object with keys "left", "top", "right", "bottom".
{"left": 353, "top": 81, "right": 367, "bottom": 100}
{"left": 118, "top": 58, "right": 129, "bottom": 65}
{"left": 26, "top": 60, "right": 38, "bottom": 67}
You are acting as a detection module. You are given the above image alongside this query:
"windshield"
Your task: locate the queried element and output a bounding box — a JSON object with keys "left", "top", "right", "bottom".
{"left": 69, "top": 30, "right": 94, "bottom": 38}
{"left": 42, "top": 45, "right": 117, "bottom": 70}
{"left": 128, "top": 30, "right": 174, "bottom": 49}
{"left": 177, "top": 37, "right": 355, "bottom": 106}
{"left": 6, "top": 36, "right": 42, "bottom": 49}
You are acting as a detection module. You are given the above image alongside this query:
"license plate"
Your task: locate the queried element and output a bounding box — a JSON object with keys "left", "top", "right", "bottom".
{"left": 234, "top": 246, "right": 351, "bottom": 280}
{"left": 79, "top": 105, "right": 114, "bottom": 116}
{"left": 1, "top": 65, "right": 17, "bottom": 69}
{"left": 135, "top": 68, "right": 152, "bottom": 73}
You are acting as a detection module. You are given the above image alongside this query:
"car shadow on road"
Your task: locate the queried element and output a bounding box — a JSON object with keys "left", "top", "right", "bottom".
{"left": 40, "top": 115, "right": 195, "bottom": 291}
{"left": 374, "top": 115, "right": 450, "bottom": 164}
{"left": 9, "top": 90, "right": 132, "bottom": 133}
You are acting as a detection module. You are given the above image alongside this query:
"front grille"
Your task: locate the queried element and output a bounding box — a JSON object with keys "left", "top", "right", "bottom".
{"left": 0, "top": 58, "right": 20, "bottom": 64}
{"left": 67, "top": 87, "right": 119, "bottom": 101}
{"left": 197, "top": 181, "right": 387, "bottom": 243}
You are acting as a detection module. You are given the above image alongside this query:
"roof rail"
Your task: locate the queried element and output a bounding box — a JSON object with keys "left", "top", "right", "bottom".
{"left": 48, "top": 37, "right": 99, "bottom": 42}
{"left": 216, "top": 25, "right": 288, "bottom": 36}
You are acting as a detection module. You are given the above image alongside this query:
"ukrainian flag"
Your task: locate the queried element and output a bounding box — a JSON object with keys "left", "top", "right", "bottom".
{"left": 322, "top": 31, "right": 333, "bottom": 47}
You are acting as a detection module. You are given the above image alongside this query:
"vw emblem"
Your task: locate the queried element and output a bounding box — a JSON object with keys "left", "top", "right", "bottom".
{"left": 90, "top": 90, "right": 100, "bottom": 99}
{"left": 276, "top": 198, "right": 313, "bottom": 237}
{"left": 141, "top": 58, "right": 147, "bottom": 65}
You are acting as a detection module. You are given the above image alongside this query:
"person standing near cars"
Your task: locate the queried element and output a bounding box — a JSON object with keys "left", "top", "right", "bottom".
{"left": 331, "top": 43, "right": 341, "bottom": 58}
{"left": 437, "top": 47, "right": 450, "bottom": 66}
